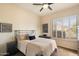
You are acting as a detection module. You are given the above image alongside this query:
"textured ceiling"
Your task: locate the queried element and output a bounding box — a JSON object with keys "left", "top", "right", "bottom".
{"left": 16, "top": 3, "right": 79, "bottom": 16}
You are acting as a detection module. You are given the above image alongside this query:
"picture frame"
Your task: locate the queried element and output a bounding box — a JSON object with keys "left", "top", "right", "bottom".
{"left": 42, "top": 24, "right": 48, "bottom": 33}
{"left": 0, "top": 23, "right": 12, "bottom": 32}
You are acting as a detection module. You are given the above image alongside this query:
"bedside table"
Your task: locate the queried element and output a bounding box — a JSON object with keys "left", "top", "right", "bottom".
{"left": 77, "top": 41, "right": 79, "bottom": 55}
{"left": 39, "top": 36, "right": 51, "bottom": 39}
{"left": 6, "top": 41, "right": 18, "bottom": 55}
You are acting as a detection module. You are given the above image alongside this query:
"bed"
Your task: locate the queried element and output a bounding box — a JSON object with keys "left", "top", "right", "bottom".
{"left": 15, "top": 30, "right": 57, "bottom": 56}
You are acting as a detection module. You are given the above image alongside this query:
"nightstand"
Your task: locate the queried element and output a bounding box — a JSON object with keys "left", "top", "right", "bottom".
{"left": 78, "top": 41, "right": 79, "bottom": 55}
{"left": 6, "top": 41, "right": 18, "bottom": 55}
{"left": 39, "top": 36, "right": 51, "bottom": 39}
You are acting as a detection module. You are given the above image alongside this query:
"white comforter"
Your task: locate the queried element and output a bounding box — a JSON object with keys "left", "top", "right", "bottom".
{"left": 17, "top": 40, "right": 30, "bottom": 55}
{"left": 18, "top": 38, "right": 57, "bottom": 56}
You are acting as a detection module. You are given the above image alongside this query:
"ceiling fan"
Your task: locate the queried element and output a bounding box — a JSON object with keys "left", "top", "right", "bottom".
{"left": 32, "top": 3, "right": 53, "bottom": 12}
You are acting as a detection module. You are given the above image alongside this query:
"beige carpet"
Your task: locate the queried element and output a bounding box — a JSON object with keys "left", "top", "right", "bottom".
{"left": 55, "top": 47, "right": 78, "bottom": 56}
{"left": 14, "top": 47, "right": 78, "bottom": 56}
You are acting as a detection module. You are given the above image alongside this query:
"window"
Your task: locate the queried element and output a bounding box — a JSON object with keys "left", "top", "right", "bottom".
{"left": 69, "top": 16, "right": 77, "bottom": 39}
{"left": 56, "top": 19, "right": 62, "bottom": 38}
{"left": 62, "top": 17, "right": 69, "bottom": 39}
{"left": 52, "top": 15, "right": 77, "bottom": 39}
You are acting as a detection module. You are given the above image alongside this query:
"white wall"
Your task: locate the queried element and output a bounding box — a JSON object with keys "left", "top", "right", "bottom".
{"left": 0, "top": 4, "right": 41, "bottom": 55}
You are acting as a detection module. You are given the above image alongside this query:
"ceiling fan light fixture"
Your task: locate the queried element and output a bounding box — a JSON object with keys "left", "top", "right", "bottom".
{"left": 43, "top": 4, "right": 48, "bottom": 9}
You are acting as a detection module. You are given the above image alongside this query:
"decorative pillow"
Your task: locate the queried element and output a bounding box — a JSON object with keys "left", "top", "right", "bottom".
{"left": 19, "top": 34, "right": 26, "bottom": 40}
{"left": 29, "top": 36, "right": 36, "bottom": 40}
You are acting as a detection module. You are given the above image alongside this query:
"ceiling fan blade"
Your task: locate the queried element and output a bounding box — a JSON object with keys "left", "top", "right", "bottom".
{"left": 33, "top": 3, "right": 43, "bottom": 5}
{"left": 48, "top": 3, "right": 53, "bottom": 5}
{"left": 48, "top": 6, "right": 52, "bottom": 10}
{"left": 40, "top": 7, "right": 43, "bottom": 12}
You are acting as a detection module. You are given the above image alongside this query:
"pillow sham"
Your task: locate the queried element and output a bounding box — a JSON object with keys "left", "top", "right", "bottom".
{"left": 19, "top": 34, "right": 26, "bottom": 40}
{"left": 18, "top": 34, "right": 29, "bottom": 40}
